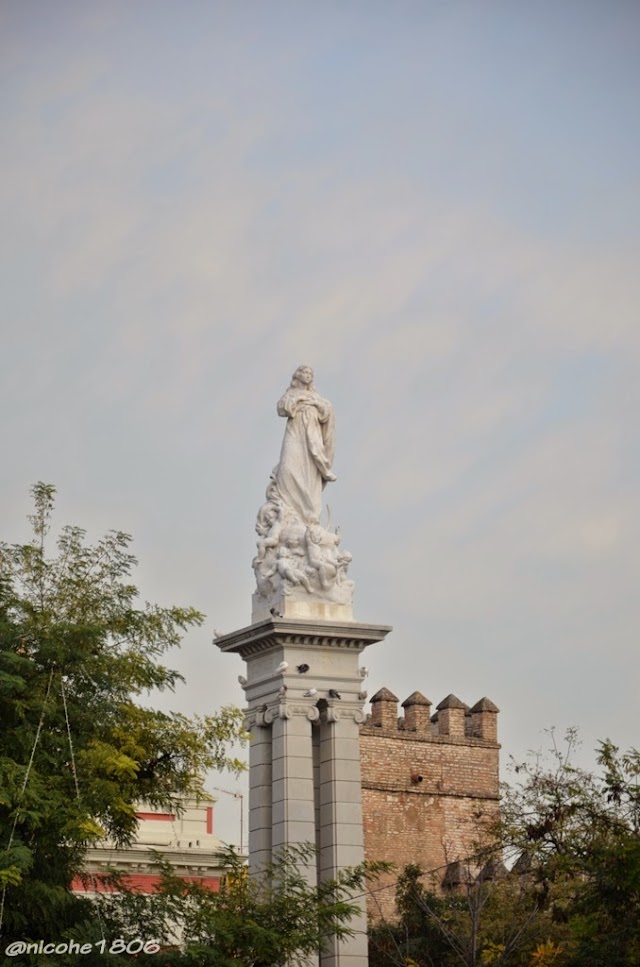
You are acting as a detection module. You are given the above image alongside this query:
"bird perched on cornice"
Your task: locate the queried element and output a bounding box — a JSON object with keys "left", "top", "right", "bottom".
{"left": 328, "top": 689, "right": 341, "bottom": 699}
{"left": 277, "top": 661, "right": 289, "bottom": 672}
{"left": 303, "top": 688, "right": 317, "bottom": 697}
{"left": 238, "top": 675, "right": 247, "bottom": 687}
{"left": 270, "top": 607, "right": 282, "bottom": 617}
{"left": 359, "top": 666, "right": 369, "bottom": 679}
{"left": 297, "top": 663, "right": 310, "bottom": 673}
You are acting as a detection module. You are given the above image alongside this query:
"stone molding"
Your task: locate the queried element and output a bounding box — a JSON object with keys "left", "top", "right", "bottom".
{"left": 214, "top": 617, "right": 392, "bottom": 658}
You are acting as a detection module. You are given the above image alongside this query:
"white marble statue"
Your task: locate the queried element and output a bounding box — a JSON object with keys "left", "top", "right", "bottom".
{"left": 275, "top": 364, "right": 336, "bottom": 523}
{"left": 252, "top": 365, "right": 354, "bottom": 620}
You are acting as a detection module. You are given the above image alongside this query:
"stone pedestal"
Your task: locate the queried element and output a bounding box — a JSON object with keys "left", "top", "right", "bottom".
{"left": 252, "top": 588, "right": 354, "bottom": 624}
{"left": 216, "top": 616, "right": 391, "bottom": 967}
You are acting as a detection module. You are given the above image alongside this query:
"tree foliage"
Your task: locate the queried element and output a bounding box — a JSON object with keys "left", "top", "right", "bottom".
{"left": 369, "top": 730, "right": 640, "bottom": 967}
{"left": 368, "top": 862, "right": 559, "bottom": 967}
{"left": 94, "top": 844, "right": 386, "bottom": 967}
{"left": 0, "top": 484, "right": 245, "bottom": 947}
{"left": 501, "top": 729, "right": 640, "bottom": 966}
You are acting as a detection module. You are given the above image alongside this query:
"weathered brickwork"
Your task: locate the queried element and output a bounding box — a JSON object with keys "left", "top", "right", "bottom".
{"left": 359, "top": 689, "right": 500, "bottom": 919}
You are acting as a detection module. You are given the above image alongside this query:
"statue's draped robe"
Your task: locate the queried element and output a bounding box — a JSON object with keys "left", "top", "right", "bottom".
{"left": 275, "top": 387, "right": 335, "bottom": 523}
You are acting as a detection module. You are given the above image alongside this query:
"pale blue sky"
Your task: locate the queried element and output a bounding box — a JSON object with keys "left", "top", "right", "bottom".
{"left": 1, "top": 0, "right": 639, "bottom": 844}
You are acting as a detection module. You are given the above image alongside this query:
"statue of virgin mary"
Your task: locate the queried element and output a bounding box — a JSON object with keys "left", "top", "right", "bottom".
{"left": 274, "top": 364, "right": 336, "bottom": 524}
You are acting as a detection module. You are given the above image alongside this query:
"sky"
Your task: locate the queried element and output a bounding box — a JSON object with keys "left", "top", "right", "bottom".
{"left": 1, "top": 0, "right": 639, "bottom": 846}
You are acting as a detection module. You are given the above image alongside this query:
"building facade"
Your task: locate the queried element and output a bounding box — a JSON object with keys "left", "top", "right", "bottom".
{"left": 71, "top": 797, "right": 230, "bottom": 899}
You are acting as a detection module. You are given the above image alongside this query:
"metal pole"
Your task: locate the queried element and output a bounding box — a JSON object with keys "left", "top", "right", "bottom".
{"left": 211, "top": 786, "right": 244, "bottom": 853}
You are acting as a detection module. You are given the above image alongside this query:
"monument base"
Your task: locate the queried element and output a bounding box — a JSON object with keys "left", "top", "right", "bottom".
{"left": 251, "top": 588, "right": 354, "bottom": 624}
{"left": 216, "top": 616, "right": 392, "bottom": 967}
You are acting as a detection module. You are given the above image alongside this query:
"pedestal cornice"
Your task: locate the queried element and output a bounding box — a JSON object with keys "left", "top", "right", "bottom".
{"left": 214, "top": 617, "right": 392, "bottom": 658}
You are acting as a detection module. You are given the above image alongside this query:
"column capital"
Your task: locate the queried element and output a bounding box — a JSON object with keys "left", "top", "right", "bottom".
{"left": 321, "top": 704, "right": 367, "bottom": 724}
{"left": 258, "top": 701, "right": 325, "bottom": 723}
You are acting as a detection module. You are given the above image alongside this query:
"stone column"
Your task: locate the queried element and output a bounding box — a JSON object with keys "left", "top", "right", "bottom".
{"left": 268, "top": 707, "right": 320, "bottom": 967}
{"left": 319, "top": 705, "right": 369, "bottom": 967}
{"left": 271, "top": 706, "right": 319, "bottom": 888}
{"left": 247, "top": 707, "right": 272, "bottom": 874}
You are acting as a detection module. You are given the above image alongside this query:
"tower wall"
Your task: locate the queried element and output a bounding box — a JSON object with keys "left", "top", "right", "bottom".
{"left": 359, "top": 691, "right": 500, "bottom": 920}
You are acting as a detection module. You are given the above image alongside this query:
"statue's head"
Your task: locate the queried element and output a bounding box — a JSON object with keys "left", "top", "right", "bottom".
{"left": 291, "top": 364, "right": 314, "bottom": 388}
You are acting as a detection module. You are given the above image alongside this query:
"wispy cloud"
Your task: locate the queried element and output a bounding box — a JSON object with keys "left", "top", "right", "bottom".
{"left": 1, "top": 2, "right": 638, "bottom": 806}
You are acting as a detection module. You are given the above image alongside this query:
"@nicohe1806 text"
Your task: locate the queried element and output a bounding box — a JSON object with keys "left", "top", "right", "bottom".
{"left": 4, "top": 939, "right": 160, "bottom": 956}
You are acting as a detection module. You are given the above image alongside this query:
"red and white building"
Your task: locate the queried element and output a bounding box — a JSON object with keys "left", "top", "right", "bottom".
{"left": 72, "top": 795, "right": 237, "bottom": 897}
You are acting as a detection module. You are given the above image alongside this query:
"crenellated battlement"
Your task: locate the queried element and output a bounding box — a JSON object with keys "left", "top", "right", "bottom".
{"left": 362, "top": 687, "right": 499, "bottom": 743}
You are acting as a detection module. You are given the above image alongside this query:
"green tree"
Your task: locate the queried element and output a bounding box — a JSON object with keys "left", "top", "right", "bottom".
{"left": 368, "top": 861, "right": 563, "bottom": 967}
{"left": 0, "top": 483, "right": 245, "bottom": 948}
{"left": 96, "top": 844, "right": 386, "bottom": 967}
{"left": 368, "top": 864, "right": 461, "bottom": 967}
{"left": 501, "top": 730, "right": 640, "bottom": 966}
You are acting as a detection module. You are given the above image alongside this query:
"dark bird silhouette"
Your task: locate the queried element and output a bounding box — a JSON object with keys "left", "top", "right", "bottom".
{"left": 296, "top": 663, "right": 310, "bottom": 673}
{"left": 270, "top": 607, "right": 283, "bottom": 617}
{"left": 328, "top": 689, "right": 342, "bottom": 699}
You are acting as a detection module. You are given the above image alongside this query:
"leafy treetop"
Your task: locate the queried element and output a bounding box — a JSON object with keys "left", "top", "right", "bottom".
{"left": 0, "top": 483, "right": 246, "bottom": 944}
